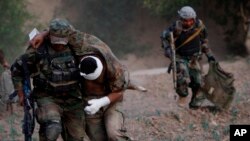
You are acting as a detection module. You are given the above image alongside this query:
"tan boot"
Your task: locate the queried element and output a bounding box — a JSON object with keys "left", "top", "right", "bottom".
{"left": 177, "top": 96, "right": 186, "bottom": 107}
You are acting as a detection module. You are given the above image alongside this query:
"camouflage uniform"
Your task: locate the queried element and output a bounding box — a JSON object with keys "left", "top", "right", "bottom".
{"left": 65, "top": 25, "right": 131, "bottom": 140}
{"left": 161, "top": 19, "right": 214, "bottom": 108}
{"left": 68, "top": 31, "right": 129, "bottom": 91}
{"left": 11, "top": 19, "right": 90, "bottom": 141}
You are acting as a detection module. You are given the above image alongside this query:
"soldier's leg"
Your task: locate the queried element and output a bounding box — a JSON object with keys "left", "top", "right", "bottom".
{"left": 62, "top": 104, "right": 90, "bottom": 141}
{"left": 85, "top": 114, "right": 108, "bottom": 141}
{"left": 36, "top": 99, "right": 62, "bottom": 141}
{"left": 189, "top": 84, "right": 202, "bottom": 109}
{"left": 188, "top": 59, "right": 204, "bottom": 109}
{"left": 104, "top": 103, "right": 132, "bottom": 141}
{"left": 176, "top": 60, "right": 190, "bottom": 97}
{"left": 83, "top": 96, "right": 108, "bottom": 140}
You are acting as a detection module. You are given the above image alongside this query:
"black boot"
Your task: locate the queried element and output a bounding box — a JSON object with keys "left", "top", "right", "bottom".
{"left": 189, "top": 88, "right": 204, "bottom": 109}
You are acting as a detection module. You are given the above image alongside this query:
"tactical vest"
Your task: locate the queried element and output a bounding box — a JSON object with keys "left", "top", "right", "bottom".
{"left": 174, "top": 20, "right": 203, "bottom": 57}
{"left": 33, "top": 43, "right": 79, "bottom": 93}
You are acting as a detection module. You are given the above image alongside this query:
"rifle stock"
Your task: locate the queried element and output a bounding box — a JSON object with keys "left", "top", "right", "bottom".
{"left": 169, "top": 32, "right": 177, "bottom": 89}
{"left": 21, "top": 56, "right": 35, "bottom": 141}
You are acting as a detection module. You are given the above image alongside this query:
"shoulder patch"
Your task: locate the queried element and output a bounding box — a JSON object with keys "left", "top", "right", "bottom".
{"left": 196, "top": 19, "right": 205, "bottom": 29}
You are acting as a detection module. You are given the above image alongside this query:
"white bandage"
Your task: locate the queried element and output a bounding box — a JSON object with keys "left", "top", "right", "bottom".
{"left": 84, "top": 96, "right": 110, "bottom": 115}
{"left": 29, "top": 28, "right": 40, "bottom": 41}
{"left": 79, "top": 56, "right": 103, "bottom": 80}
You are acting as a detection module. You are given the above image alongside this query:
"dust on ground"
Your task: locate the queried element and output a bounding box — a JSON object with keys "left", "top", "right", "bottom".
{"left": 1, "top": 55, "right": 250, "bottom": 141}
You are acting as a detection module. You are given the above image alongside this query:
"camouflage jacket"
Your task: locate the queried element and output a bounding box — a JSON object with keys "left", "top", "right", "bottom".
{"left": 68, "top": 30, "right": 129, "bottom": 92}
{"left": 11, "top": 41, "right": 81, "bottom": 97}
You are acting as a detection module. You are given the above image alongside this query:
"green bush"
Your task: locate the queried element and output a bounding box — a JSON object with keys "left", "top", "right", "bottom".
{"left": 0, "top": 0, "right": 30, "bottom": 63}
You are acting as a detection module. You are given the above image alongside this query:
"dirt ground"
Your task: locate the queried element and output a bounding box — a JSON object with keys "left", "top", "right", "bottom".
{"left": 1, "top": 0, "right": 249, "bottom": 140}
{"left": 123, "top": 56, "right": 250, "bottom": 141}
{"left": 0, "top": 55, "right": 250, "bottom": 141}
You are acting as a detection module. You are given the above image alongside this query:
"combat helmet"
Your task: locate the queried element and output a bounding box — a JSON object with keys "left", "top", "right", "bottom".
{"left": 178, "top": 6, "right": 196, "bottom": 19}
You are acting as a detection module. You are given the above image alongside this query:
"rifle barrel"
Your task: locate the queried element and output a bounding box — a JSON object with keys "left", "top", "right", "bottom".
{"left": 170, "top": 32, "right": 177, "bottom": 89}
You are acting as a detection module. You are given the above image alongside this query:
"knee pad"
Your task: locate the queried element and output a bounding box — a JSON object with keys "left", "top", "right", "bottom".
{"left": 176, "top": 83, "right": 188, "bottom": 97}
{"left": 44, "top": 120, "right": 62, "bottom": 141}
{"left": 176, "top": 88, "right": 188, "bottom": 97}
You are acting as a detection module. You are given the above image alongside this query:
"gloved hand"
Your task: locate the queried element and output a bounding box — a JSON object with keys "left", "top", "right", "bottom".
{"left": 207, "top": 55, "right": 216, "bottom": 62}
{"left": 164, "top": 47, "right": 172, "bottom": 58}
{"left": 84, "top": 96, "right": 111, "bottom": 115}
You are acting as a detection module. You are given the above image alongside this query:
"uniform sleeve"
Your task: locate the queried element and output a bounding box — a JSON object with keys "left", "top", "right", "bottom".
{"left": 199, "top": 20, "right": 213, "bottom": 57}
{"left": 68, "top": 30, "right": 110, "bottom": 56}
{"left": 160, "top": 23, "right": 175, "bottom": 49}
{"left": 68, "top": 29, "right": 86, "bottom": 56}
{"left": 107, "top": 64, "right": 129, "bottom": 92}
{"left": 11, "top": 47, "right": 37, "bottom": 91}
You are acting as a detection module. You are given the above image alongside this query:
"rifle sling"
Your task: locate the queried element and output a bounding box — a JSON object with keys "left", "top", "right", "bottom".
{"left": 168, "top": 26, "right": 202, "bottom": 73}
{"left": 175, "top": 26, "right": 202, "bottom": 51}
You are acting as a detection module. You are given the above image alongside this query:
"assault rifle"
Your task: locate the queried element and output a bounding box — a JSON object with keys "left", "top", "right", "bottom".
{"left": 169, "top": 32, "right": 177, "bottom": 89}
{"left": 21, "top": 56, "right": 35, "bottom": 141}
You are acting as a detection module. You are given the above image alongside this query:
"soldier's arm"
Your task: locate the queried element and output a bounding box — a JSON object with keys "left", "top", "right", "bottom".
{"left": 160, "top": 23, "right": 175, "bottom": 49}
{"left": 11, "top": 48, "right": 37, "bottom": 105}
{"left": 84, "top": 86, "right": 124, "bottom": 115}
{"left": 95, "top": 62, "right": 127, "bottom": 105}
{"left": 11, "top": 55, "right": 25, "bottom": 105}
{"left": 199, "top": 20, "right": 215, "bottom": 61}
{"left": 105, "top": 67, "right": 133, "bottom": 106}
{"left": 84, "top": 91, "right": 123, "bottom": 115}
{"left": 106, "top": 91, "right": 123, "bottom": 104}
{"left": 84, "top": 63, "right": 127, "bottom": 115}
{"left": 30, "top": 28, "right": 80, "bottom": 49}
{"left": 30, "top": 30, "right": 49, "bottom": 49}
{"left": 83, "top": 87, "right": 123, "bottom": 115}
{"left": 160, "top": 23, "right": 177, "bottom": 58}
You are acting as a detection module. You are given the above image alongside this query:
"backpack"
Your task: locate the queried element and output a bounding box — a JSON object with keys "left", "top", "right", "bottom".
{"left": 201, "top": 62, "right": 235, "bottom": 110}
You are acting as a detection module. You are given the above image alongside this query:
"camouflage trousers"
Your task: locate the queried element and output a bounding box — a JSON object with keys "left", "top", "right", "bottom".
{"left": 175, "top": 56, "right": 204, "bottom": 103}
{"left": 85, "top": 99, "right": 131, "bottom": 141}
{"left": 35, "top": 92, "right": 90, "bottom": 141}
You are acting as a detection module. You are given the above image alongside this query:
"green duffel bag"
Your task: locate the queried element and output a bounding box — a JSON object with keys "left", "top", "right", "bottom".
{"left": 202, "top": 61, "right": 235, "bottom": 110}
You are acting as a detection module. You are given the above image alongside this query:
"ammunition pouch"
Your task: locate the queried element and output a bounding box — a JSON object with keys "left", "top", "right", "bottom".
{"left": 33, "top": 77, "right": 79, "bottom": 93}
{"left": 177, "top": 53, "right": 202, "bottom": 61}
{"left": 50, "top": 68, "right": 79, "bottom": 82}
{"left": 177, "top": 46, "right": 200, "bottom": 57}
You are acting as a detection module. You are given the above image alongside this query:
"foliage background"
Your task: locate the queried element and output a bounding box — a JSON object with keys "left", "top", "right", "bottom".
{"left": 59, "top": 0, "right": 149, "bottom": 57}
{"left": 0, "top": 0, "right": 30, "bottom": 65}
{"left": 0, "top": 0, "right": 250, "bottom": 64}
{"left": 143, "top": 0, "right": 250, "bottom": 55}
